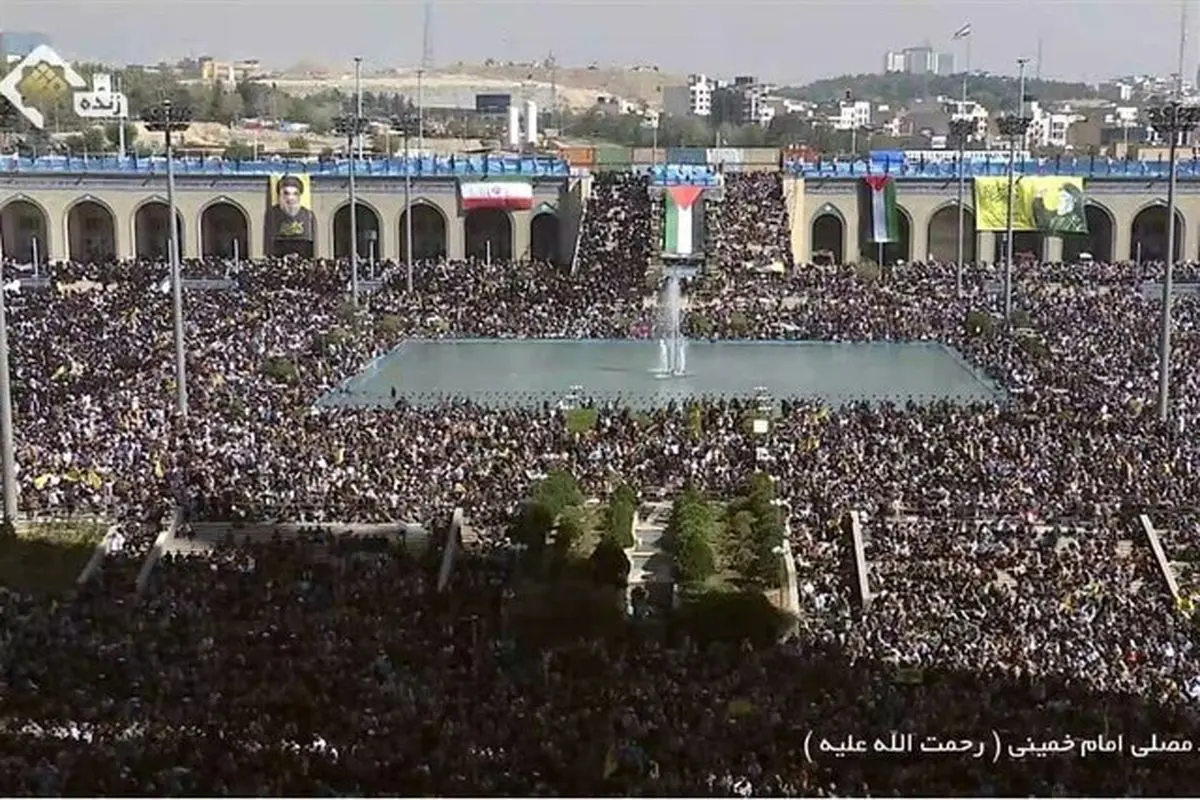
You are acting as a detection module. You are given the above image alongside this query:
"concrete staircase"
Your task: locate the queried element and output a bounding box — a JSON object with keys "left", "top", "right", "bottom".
{"left": 626, "top": 501, "right": 675, "bottom": 608}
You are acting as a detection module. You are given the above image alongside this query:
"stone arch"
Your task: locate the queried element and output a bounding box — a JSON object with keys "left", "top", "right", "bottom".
{"left": 1063, "top": 201, "right": 1115, "bottom": 264}
{"left": 332, "top": 201, "right": 383, "bottom": 262}
{"left": 925, "top": 201, "right": 976, "bottom": 263}
{"left": 994, "top": 232, "right": 1044, "bottom": 264}
{"left": 131, "top": 199, "right": 185, "bottom": 261}
{"left": 65, "top": 197, "right": 117, "bottom": 262}
{"left": 399, "top": 201, "right": 449, "bottom": 261}
{"left": 199, "top": 199, "right": 251, "bottom": 259}
{"left": 810, "top": 205, "right": 845, "bottom": 265}
{"left": 464, "top": 208, "right": 513, "bottom": 262}
{"left": 529, "top": 212, "right": 561, "bottom": 264}
{"left": 0, "top": 197, "right": 50, "bottom": 265}
{"left": 1130, "top": 201, "right": 1185, "bottom": 263}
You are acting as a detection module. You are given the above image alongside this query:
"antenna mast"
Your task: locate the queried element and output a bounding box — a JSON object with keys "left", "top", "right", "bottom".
{"left": 417, "top": 0, "right": 433, "bottom": 149}
{"left": 422, "top": 0, "right": 434, "bottom": 71}
{"left": 1178, "top": 0, "right": 1189, "bottom": 98}
{"left": 1036, "top": 36, "right": 1043, "bottom": 80}
{"left": 549, "top": 51, "right": 559, "bottom": 132}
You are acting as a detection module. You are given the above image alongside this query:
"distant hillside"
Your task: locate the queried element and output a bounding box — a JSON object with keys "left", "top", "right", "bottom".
{"left": 779, "top": 73, "right": 1109, "bottom": 112}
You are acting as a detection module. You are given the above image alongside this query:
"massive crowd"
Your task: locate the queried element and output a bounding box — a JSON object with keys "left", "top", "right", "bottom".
{"left": 0, "top": 170, "right": 1199, "bottom": 794}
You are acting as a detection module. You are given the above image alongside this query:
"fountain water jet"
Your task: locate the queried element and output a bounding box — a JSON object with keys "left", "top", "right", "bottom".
{"left": 655, "top": 271, "right": 687, "bottom": 377}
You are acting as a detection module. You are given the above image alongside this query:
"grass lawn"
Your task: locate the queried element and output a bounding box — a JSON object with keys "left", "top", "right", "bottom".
{"left": 0, "top": 520, "right": 107, "bottom": 596}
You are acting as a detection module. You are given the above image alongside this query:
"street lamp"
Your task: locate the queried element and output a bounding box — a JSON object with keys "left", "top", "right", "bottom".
{"left": 948, "top": 117, "right": 975, "bottom": 296}
{"left": 333, "top": 109, "right": 370, "bottom": 305}
{"left": 997, "top": 114, "right": 1032, "bottom": 323}
{"left": 144, "top": 99, "right": 192, "bottom": 418}
{"left": 1147, "top": 100, "right": 1200, "bottom": 421}
{"left": 390, "top": 113, "right": 418, "bottom": 293}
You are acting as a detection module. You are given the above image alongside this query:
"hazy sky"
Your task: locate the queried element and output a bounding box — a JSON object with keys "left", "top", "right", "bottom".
{"left": 2, "top": 0, "right": 1194, "bottom": 85}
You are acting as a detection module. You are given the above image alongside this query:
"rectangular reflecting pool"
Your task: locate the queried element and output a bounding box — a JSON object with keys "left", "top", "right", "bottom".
{"left": 316, "top": 339, "right": 1006, "bottom": 409}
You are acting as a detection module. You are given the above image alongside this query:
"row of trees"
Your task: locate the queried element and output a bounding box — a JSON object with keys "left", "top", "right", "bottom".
{"left": 506, "top": 469, "right": 630, "bottom": 586}
{"left": 664, "top": 472, "right": 786, "bottom": 589}
{"left": 780, "top": 72, "right": 1108, "bottom": 112}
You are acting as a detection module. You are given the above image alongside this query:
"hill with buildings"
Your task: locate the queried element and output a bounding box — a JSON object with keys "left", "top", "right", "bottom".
{"left": 780, "top": 73, "right": 1108, "bottom": 113}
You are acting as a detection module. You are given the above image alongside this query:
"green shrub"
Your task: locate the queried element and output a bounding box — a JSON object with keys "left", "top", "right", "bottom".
{"left": 966, "top": 309, "right": 994, "bottom": 336}
{"left": 605, "top": 499, "right": 636, "bottom": 549}
{"left": 855, "top": 261, "right": 882, "bottom": 282}
{"left": 261, "top": 356, "right": 299, "bottom": 383}
{"left": 564, "top": 407, "right": 599, "bottom": 434}
{"left": 337, "top": 300, "right": 358, "bottom": 322}
{"left": 675, "top": 590, "right": 794, "bottom": 646}
{"left": 727, "top": 310, "right": 750, "bottom": 336}
{"left": 379, "top": 314, "right": 406, "bottom": 336}
{"left": 590, "top": 536, "right": 631, "bottom": 586}
{"left": 1010, "top": 308, "right": 1033, "bottom": 329}
{"left": 508, "top": 500, "right": 554, "bottom": 553}
{"left": 534, "top": 470, "right": 584, "bottom": 519}
{"left": 674, "top": 526, "right": 716, "bottom": 583}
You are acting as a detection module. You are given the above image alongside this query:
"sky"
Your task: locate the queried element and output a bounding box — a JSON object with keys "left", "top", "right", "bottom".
{"left": 1, "top": 0, "right": 1195, "bottom": 86}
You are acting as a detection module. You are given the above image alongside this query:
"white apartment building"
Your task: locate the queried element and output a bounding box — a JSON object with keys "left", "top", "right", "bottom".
{"left": 883, "top": 51, "right": 907, "bottom": 73}
{"left": 662, "top": 74, "right": 714, "bottom": 117}
{"left": 831, "top": 100, "right": 872, "bottom": 131}
{"left": 1025, "top": 101, "right": 1083, "bottom": 149}
{"left": 946, "top": 99, "right": 991, "bottom": 140}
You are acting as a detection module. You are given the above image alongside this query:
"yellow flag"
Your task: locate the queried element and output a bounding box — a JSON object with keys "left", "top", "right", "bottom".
{"left": 33, "top": 473, "right": 52, "bottom": 490}
{"left": 84, "top": 470, "right": 103, "bottom": 490}
{"left": 727, "top": 698, "right": 755, "bottom": 717}
{"left": 154, "top": 459, "right": 165, "bottom": 479}
{"left": 51, "top": 364, "right": 68, "bottom": 381}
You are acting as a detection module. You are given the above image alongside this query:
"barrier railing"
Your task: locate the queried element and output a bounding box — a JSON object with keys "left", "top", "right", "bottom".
{"left": 785, "top": 157, "right": 1200, "bottom": 179}
{"left": 0, "top": 154, "right": 570, "bottom": 178}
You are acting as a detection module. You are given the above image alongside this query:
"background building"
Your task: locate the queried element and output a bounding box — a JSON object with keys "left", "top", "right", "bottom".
{"left": 883, "top": 46, "right": 954, "bottom": 76}
{"left": 1, "top": 31, "right": 51, "bottom": 65}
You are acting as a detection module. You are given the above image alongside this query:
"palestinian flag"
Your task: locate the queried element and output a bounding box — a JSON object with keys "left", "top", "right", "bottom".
{"left": 663, "top": 185, "right": 704, "bottom": 256}
{"left": 459, "top": 179, "right": 534, "bottom": 211}
{"left": 864, "top": 176, "right": 899, "bottom": 243}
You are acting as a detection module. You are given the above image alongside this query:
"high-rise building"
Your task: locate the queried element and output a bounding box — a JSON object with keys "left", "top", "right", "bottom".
{"left": 882, "top": 46, "right": 955, "bottom": 77}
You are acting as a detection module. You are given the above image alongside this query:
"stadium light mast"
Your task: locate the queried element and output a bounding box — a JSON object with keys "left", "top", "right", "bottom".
{"left": 997, "top": 113, "right": 1031, "bottom": 323}
{"left": 144, "top": 98, "right": 192, "bottom": 418}
{"left": 948, "top": 118, "right": 974, "bottom": 296}
{"left": 1148, "top": 100, "right": 1200, "bottom": 421}
{"left": 334, "top": 67, "right": 370, "bottom": 306}
{"left": 391, "top": 113, "right": 418, "bottom": 293}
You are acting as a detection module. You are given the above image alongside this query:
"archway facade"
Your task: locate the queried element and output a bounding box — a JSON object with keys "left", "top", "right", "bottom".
{"left": 399, "top": 203, "right": 449, "bottom": 261}
{"left": 200, "top": 201, "right": 250, "bottom": 259}
{"left": 67, "top": 200, "right": 117, "bottom": 262}
{"left": 810, "top": 211, "right": 845, "bottom": 265}
{"left": 530, "top": 213, "right": 561, "bottom": 264}
{"left": 925, "top": 203, "right": 975, "bottom": 263}
{"left": 1063, "top": 203, "right": 1115, "bottom": 264}
{"left": 1130, "top": 204, "right": 1184, "bottom": 262}
{"left": 332, "top": 202, "right": 383, "bottom": 262}
{"left": 0, "top": 199, "right": 49, "bottom": 265}
{"left": 133, "top": 201, "right": 185, "bottom": 261}
{"left": 463, "top": 209, "right": 513, "bottom": 262}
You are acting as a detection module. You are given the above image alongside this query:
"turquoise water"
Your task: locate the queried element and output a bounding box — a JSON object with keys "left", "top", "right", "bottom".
{"left": 316, "top": 339, "right": 1006, "bottom": 409}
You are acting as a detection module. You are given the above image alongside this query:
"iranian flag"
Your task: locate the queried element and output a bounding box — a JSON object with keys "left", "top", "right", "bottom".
{"left": 664, "top": 185, "right": 704, "bottom": 255}
{"left": 864, "top": 176, "right": 899, "bottom": 243}
{"left": 459, "top": 179, "right": 534, "bottom": 211}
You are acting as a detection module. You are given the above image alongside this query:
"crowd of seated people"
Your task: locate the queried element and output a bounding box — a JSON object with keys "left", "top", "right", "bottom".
{"left": 0, "top": 170, "right": 1199, "bottom": 793}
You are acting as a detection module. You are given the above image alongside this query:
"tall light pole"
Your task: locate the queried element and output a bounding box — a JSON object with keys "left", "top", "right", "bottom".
{"left": 144, "top": 99, "right": 192, "bottom": 417}
{"left": 948, "top": 118, "right": 975, "bottom": 296}
{"left": 1148, "top": 101, "right": 1200, "bottom": 421}
{"left": 391, "top": 114, "right": 417, "bottom": 293}
{"left": 334, "top": 105, "right": 370, "bottom": 306}
{"left": 0, "top": 101, "right": 19, "bottom": 525}
{"left": 354, "top": 57, "right": 365, "bottom": 159}
{"left": 998, "top": 114, "right": 1031, "bottom": 322}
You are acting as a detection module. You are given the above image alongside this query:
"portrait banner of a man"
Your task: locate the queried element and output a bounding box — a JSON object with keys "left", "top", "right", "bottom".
{"left": 266, "top": 173, "right": 316, "bottom": 256}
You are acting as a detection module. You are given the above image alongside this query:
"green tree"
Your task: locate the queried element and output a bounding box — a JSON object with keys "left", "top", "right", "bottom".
{"left": 102, "top": 121, "right": 138, "bottom": 150}
{"left": 535, "top": 469, "right": 584, "bottom": 520}
{"left": 287, "top": 135, "right": 310, "bottom": 153}
{"left": 676, "top": 590, "right": 793, "bottom": 647}
{"left": 590, "top": 536, "right": 631, "bottom": 587}
{"left": 508, "top": 500, "right": 554, "bottom": 558}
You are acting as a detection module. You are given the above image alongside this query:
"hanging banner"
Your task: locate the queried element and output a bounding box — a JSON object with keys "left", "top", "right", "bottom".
{"left": 974, "top": 176, "right": 1088, "bottom": 234}
{"left": 266, "top": 174, "right": 315, "bottom": 255}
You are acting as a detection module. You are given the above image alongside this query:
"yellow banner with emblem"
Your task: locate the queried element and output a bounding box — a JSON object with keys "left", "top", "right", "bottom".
{"left": 974, "top": 176, "right": 1089, "bottom": 234}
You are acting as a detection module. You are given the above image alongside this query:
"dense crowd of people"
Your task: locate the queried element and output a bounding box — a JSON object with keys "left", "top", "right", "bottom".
{"left": 1, "top": 167, "right": 1200, "bottom": 794}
